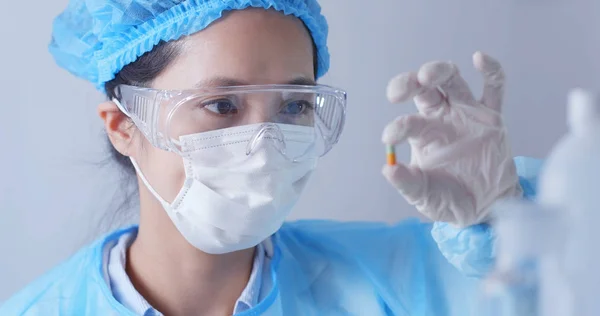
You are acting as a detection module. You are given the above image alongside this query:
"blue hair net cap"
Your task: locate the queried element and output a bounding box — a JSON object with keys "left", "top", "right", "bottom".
{"left": 49, "top": 0, "right": 330, "bottom": 91}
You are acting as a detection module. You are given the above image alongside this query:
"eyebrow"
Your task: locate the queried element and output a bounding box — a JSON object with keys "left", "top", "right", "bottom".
{"left": 193, "top": 76, "right": 317, "bottom": 88}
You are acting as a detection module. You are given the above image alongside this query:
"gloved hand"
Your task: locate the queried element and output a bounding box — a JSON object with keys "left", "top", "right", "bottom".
{"left": 382, "top": 51, "right": 523, "bottom": 228}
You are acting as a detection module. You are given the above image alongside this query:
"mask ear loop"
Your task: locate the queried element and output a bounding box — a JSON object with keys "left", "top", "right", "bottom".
{"left": 114, "top": 95, "right": 181, "bottom": 203}
{"left": 129, "top": 158, "right": 173, "bottom": 209}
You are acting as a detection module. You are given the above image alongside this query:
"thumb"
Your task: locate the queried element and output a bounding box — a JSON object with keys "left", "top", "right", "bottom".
{"left": 384, "top": 163, "right": 476, "bottom": 225}
{"left": 382, "top": 163, "right": 428, "bottom": 205}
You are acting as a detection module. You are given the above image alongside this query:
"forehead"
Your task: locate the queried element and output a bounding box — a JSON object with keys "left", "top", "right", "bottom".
{"left": 153, "top": 8, "right": 316, "bottom": 90}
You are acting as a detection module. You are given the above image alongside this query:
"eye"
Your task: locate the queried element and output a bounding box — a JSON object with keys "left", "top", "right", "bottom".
{"left": 281, "top": 100, "right": 313, "bottom": 115}
{"left": 203, "top": 99, "right": 239, "bottom": 115}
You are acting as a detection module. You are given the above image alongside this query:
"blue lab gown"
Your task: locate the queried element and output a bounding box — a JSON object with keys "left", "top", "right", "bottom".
{"left": 0, "top": 157, "right": 543, "bottom": 316}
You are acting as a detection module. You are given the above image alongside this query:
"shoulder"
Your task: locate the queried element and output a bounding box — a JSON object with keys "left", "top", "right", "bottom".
{"left": 0, "top": 227, "right": 136, "bottom": 315}
{"left": 280, "top": 218, "right": 433, "bottom": 242}
{"left": 277, "top": 218, "right": 436, "bottom": 263}
{"left": 0, "top": 245, "right": 98, "bottom": 315}
{"left": 274, "top": 220, "right": 455, "bottom": 314}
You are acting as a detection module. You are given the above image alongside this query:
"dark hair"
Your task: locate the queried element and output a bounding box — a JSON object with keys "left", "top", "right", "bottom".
{"left": 97, "top": 40, "right": 182, "bottom": 231}
{"left": 104, "top": 40, "right": 182, "bottom": 177}
{"left": 101, "top": 35, "right": 318, "bottom": 229}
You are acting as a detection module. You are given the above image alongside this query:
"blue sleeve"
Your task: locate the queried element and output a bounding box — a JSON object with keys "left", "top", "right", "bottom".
{"left": 282, "top": 219, "right": 484, "bottom": 315}
{"left": 431, "top": 157, "right": 544, "bottom": 277}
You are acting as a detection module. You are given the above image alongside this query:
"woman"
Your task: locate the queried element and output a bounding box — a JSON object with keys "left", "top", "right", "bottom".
{"left": 1, "top": 0, "right": 541, "bottom": 315}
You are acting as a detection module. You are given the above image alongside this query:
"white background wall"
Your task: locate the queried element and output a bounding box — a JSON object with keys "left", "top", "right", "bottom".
{"left": 1, "top": 0, "right": 598, "bottom": 302}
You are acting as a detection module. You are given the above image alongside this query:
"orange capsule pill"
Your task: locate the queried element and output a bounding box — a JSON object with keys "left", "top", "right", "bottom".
{"left": 386, "top": 145, "right": 396, "bottom": 166}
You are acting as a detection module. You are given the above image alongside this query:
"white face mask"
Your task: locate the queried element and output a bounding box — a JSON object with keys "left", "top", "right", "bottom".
{"left": 131, "top": 123, "right": 317, "bottom": 254}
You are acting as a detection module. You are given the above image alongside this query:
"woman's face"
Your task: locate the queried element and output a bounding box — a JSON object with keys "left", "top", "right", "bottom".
{"left": 132, "top": 8, "right": 316, "bottom": 202}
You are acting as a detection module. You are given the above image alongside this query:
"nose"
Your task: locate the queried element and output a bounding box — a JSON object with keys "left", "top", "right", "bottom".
{"left": 240, "top": 93, "right": 283, "bottom": 126}
{"left": 246, "top": 123, "right": 287, "bottom": 157}
{"left": 244, "top": 109, "right": 274, "bottom": 125}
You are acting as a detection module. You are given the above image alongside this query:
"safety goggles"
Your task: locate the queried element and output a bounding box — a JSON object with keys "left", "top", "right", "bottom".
{"left": 113, "top": 84, "right": 347, "bottom": 160}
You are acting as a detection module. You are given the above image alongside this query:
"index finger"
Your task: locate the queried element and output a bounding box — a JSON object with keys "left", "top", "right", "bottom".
{"left": 386, "top": 72, "right": 425, "bottom": 103}
{"left": 387, "top": 72, "right": 446, "bottom": 113}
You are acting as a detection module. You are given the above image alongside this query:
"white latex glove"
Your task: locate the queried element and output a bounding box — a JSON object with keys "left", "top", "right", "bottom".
{"left": 382, "top": 51, "right": 523, "bottom": 228}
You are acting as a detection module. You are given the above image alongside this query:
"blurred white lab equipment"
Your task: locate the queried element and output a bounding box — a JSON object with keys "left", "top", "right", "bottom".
{"left": 480, "top": 88, "right": 600, "bottom": 316}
